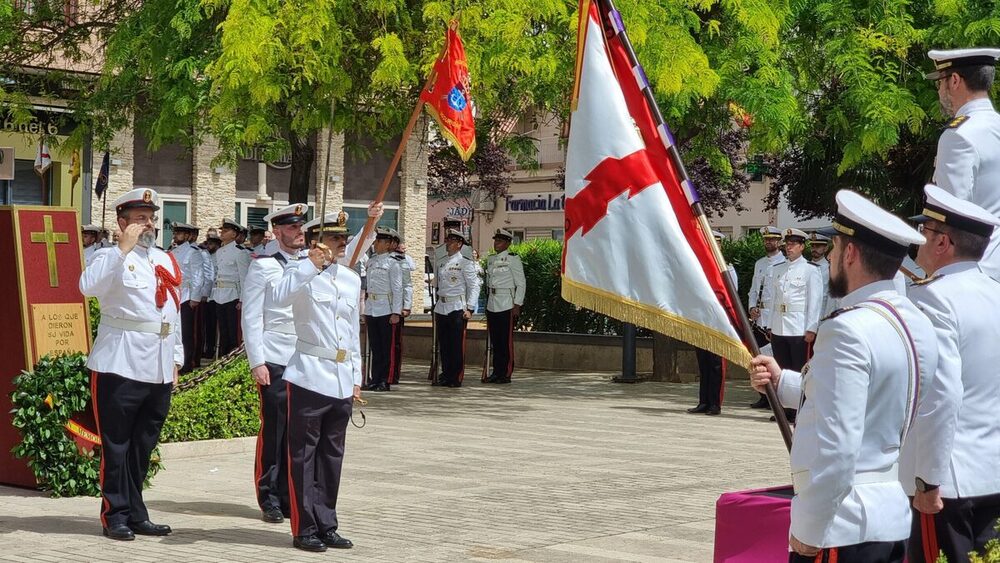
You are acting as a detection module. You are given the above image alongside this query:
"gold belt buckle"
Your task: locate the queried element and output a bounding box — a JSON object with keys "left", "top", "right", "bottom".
{"left": 336, "top": 349, "right": 347, "bottom": 362}
{"left": 159, "top": 322, "right": 171, "bottom": 337}
{"left": 780, "top": 304, "right": 787, "bottom": 313}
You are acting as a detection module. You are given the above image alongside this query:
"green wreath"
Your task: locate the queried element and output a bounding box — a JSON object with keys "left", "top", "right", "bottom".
{"left": 10, "top": 353, "right": 162, "bottom": 497}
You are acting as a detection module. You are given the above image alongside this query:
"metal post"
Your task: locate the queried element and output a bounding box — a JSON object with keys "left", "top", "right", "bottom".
{"left": 614, "top": 322, "right": 638, "bottom": 383}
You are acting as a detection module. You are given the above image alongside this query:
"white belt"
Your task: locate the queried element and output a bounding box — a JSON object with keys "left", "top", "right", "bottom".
{"left": 295, "top": 340, "right": 348, "bottom": 362}
{"left": 437, "top": 295, "right": 465, "bottom": 304}
{"left": 215, "top": 281, "right": 238, "bottom": 288}
{"left": 778, "top": 303, "right": 805, "bottom": 313}
{"left": 793, "top": 464, "right": 898, "bottom": 494}
{"left": 265, "top": 323, "right": 296, "bottom": 335}
{"left": 101, "top": 316, "right": 176, "bottom": 337}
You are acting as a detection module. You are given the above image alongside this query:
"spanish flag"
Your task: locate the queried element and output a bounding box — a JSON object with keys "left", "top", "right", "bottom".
{"left": 420, "top": 22, "right": 476, "bottom": 161}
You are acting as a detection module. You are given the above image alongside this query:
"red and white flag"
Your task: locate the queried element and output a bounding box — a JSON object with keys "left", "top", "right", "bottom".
{"left": 562, "top": 0, "right": 750, "bottom": 366}
{"left": 34, "top": 139, "right": 52, "bottom": 177}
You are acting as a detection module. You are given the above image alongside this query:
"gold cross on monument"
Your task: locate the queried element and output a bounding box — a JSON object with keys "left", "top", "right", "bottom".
{"left": 30, "top": 215, "right": 70, "bottom": 287}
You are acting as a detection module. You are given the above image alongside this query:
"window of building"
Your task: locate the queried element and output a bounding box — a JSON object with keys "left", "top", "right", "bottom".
{"left": 344, "top": 204, "right": 398, "bottom": 234}
{"left": 511, "top": 229, "right": 525, "bottom": 244}
{"left": 551, "top": 228, "right": 565, "bottom": 241}
{"left": 159, "top": 199, "right": 189, "bottom": 248}
{"left": 747, "top": 155, "right": 767, "bottom": 182}
{"left": 246, "top": 206, "right": 269, "bottom": 231}
{"left": 0, "top": 160, "right": 51, "bottom": 205}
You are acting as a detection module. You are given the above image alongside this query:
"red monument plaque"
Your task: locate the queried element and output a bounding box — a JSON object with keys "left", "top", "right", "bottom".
{"left": 0, "top": 206, "right": 91, "bottom": 487}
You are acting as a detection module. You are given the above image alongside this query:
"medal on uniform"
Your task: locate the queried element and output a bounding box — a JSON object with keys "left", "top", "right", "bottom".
{"left": 450, "top": 276, "right": 457, "bottom": 283}
{"left": 128, "top": 264, "right": 135, "bottom": 271}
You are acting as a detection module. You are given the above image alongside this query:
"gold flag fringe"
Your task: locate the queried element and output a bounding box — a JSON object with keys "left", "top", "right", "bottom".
{"left": 562, "top": 277, "right": 753, "bottom": 369}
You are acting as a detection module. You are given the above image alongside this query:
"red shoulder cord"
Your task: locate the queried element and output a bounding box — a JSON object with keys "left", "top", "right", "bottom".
{"left": 155, "top": 253, "right": 182, "bottom": 310}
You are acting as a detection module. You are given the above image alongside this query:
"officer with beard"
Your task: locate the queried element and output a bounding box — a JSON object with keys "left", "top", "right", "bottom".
{"left": 80, "top": 188, "right": 183, "bottom": 541}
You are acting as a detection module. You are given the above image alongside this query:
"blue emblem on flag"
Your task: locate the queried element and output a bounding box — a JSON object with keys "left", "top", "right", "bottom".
{"left": 447, "top": 86, "right": 467, "bottom": 111}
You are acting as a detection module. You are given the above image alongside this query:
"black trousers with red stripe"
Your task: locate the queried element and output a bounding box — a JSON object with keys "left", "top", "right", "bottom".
{"left": 437, "top": 311, "right": 467, "bottom": 385}
{"left": 286, "top": 383, "right": 352, "bottom": 538}
{"left": 365, "top": 314, "right": 397, "bottom": 387}
{"left": 92, "top": 372, "right": 172, "bottom": 528}
{"left": 788, "top": 540, "right": 905, "bottom": 562}
{"left": 201, "top": 300, "right": 218, "bottom": 359}
{"left": 908, "top": 494, "right": 1000, "bottom": 563}
{"left": 695, "top": 348, "right": 723, "bottom": 409}
{"left": 255, "top": 362, "right": 289, "bottom": 513}
{"left": 487, "top": 309, "right": 515, "bottom": 381}
{"left": 390, "top": 317, "right": 404, "bottom": 384}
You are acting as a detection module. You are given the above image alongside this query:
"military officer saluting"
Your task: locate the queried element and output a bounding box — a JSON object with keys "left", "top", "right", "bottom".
{"left": 80, "top": 188, "right": 183, "bottom": 541}
{"left": 212, "top": 218, "right": 251, "bottom": 355}
{"left": 364, "top": 227, "right": 404, "bottom": 392}
{"left": 927, "top": 48, "right": 1000, "bottom": 280}
{"left": 901, "top": 185, "right": 1000, "bottom": 563}
{"left": 747, "top": 226, "right": 786, "bottom": 408}
{"left": 434, "top": 229, "right": 481, "bottom": 388}
{"left": 240, "top": 204, "right": 308, "bottom": 525}
{"left": 484, "top": 228, "right": 526, "bottom": 384}
{"left": 751, "top": 190, "right": 938, "bottom": 563}
{"left": 168, "top": 222, "right": 204, "bottom": 374}
{"left": 272, "top": 211, "right": 375, "bottom": 553}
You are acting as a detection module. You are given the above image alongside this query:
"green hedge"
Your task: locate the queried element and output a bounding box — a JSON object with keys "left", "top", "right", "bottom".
{"left": 491, "top": 237, "right": 764, "bottom": 335}
{"left": 11, "top": 353, "right": 162, "bottom": 497}
{"left": 160, "top": 356, "right": 259, "bottom": 443}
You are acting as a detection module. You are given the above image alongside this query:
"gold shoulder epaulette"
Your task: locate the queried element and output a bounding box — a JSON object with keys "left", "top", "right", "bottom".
{"left": 946, "top": 115, "right": 969, "bottom": 129}
{"left": 910, "top": 274, "right": 943, "bottom": 286}
{"left": 821, "top": 306, "right": 858, "bottom": 322}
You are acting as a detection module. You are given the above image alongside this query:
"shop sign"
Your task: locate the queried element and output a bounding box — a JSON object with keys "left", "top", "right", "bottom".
{"left": 505, "top": 191, "right": 565, "bottom": 213}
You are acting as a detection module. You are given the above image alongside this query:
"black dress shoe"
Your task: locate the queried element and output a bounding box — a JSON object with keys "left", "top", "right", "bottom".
{"left": 320, "top": 531, "right": 354, "bottom": 549}
{"left": 749, "top": 397, "right": 770, "bottom": 409}
{"left": 494, "top": 377, "right": 511, "bottom": 384}
{"left": 687, "top": 404, "right": 709, "bottom": 414}
{"left": 293, "top": 535, "right": 328, "bottom": 552}
{"left": 129, "top": 520, "right": 172, "bottom": 536}
{"left": 103, "top": 524, "right": 135, "bottom": 541}
{"left": 261, "top": 506, "right": 284, "bottom": 523}
{"left": 446, "top": 381, "right": 462, "bottom": 388}
{"left": 706, "top": 406, "right": 722, "bottom": 416}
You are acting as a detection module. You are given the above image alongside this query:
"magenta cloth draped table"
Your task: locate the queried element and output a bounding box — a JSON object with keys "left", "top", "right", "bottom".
{"left": 714, "top": 485, "right": 792, "bottom": 562}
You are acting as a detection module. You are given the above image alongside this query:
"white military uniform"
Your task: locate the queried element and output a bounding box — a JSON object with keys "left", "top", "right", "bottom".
{"left": 211, "top": 241, "right": 251, "bottom": 304}
{"left": 435, "top": 252, "right": 481, "bottom": 314}
{"left": 934, "top": 98, "right": 1000, "bottom": 280}
{"left": 749, "top": 252, "right": 786, "bottom": 329}
{"left": 768, "top": 256, "right": 823, "bottom": 336}
{"left": 901, "top": 262, "right": 1000, "bottom": 499}
{"left": 392, "top": 251, "right": 415, "bottom": 312}
{"left": 365, "top": 252, "right": 404, "bottom": 317}
{"left": 170, "top": 241, "right": 204, "bottom": 305}
{"left": 810, "top": 256, "right": 834, "bottom": 317}
{"left": 82, "top": 247, "right": 184, "bottom": 382}
{"left": 242, "top": 248, "right": 304, "bottom": 370}
{"left": 485, "top": 250, "right": 526, "bottom": 312}
{"left": 778, "top": 280, "right": 938, "bottom": 547}
{"left": 274, "top": 260, "right": 362, "bottom": 399}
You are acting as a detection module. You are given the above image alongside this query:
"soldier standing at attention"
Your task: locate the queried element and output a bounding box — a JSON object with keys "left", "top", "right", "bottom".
{"left": 363, "top": 227, "right": 404, "bottom": 392}
{"left": 240, "top": 204, "right": 308, "bottom": 525}
{"left": 168, "top": 222, "right": 204, "bottom": 374}
{"left": 80, "top": 188, "right": 182, "bottom": 541}
{"left": 434, "top": 229, "right": 481, "bottom": 388}
{"left": 212, "top": 219, "right": 251, "bottom": 356}
{"left": 389, "top": 239, "right": 414, "bottom": 385}
{"left": 926, "top": 48, "right": 1000, "bottom": 280}
{"left": 484, "top": 228, "right": 526, "bottom": 384}
{"left": 747, "top": 226, "right": 785, "bottom": 409}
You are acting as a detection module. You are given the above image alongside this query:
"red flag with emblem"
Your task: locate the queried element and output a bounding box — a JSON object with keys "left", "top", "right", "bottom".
{"left": 562, "top": 0, "right": 750, "bottom": 366}
{"left": 420, "top": 22, "right": 476, "bottom": 161}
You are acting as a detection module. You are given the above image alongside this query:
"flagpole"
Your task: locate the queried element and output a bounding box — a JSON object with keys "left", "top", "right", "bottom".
{"left": 597, "top": 0, "right": 793, "bottom": 451}
{"left": 348, "top": 58, "right": 440, "bottom": 268}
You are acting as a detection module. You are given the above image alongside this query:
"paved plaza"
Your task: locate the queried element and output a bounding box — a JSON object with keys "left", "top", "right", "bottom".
{"left": 0, "top": 366, "right": 790, "bottom": 562}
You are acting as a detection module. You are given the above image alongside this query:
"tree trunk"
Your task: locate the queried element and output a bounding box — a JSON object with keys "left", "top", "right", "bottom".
{"left": 287, "top": 131, "right": 315, "bottom": 204}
